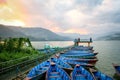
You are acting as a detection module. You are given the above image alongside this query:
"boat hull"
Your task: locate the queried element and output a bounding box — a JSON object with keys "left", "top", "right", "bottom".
{"left": 60, "top": 56, "right": 98, "bottom": 65}
{"left": 26, "top": 61, "right": 50, "bottom": 80}
{"left": 46, "top": 64, "right": 71, "bottom": 80}
{"left": 72, "top": 64, "right": 94, "bottom": 80}
{"left": 89, "top": 68, "right": 113, "bottom": 80}
{"left": 112, "top": 63, "right": 120, "bottom": 76}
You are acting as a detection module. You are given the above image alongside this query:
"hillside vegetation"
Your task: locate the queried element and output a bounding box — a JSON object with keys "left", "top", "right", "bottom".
{"left": 0, "top": 24, "right": 71, "bottom": 41}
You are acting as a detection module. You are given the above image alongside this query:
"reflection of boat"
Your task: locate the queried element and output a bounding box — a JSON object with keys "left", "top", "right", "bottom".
{"left": 89, "top": 68, "right": 113, "bottom": 80}
{"left": 50, "top": 57, "right": 72, "bottom": 69}
{"left": 26, "top": 61, "right": 50, "bottom": 80}
{"left": 72, "top": 64, "right": 94, "bottom": 80}
{"left": 112, "top": 63, "right": 120, "bottom": 76}
{"left": 46, "top": 63, "right": 71, "bottom": 80}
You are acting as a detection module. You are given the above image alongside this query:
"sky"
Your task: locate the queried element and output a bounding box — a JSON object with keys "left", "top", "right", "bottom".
{"left": 0, "top": 0, "right": 120, "bottom": 35}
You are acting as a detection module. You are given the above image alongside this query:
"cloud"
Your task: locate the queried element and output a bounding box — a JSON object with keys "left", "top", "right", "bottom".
{"left": 1, "top": 0, "right": 120, "bottom": 35}
{"left": 0, "top": 19, "right": 25, "bottom": 26}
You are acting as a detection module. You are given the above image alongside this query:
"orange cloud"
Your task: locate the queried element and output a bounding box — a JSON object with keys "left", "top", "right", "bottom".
{"left": 0, "top": 0, "right": 7, "bottom": 4}
{"left": 0, "top": 0, "right": 27, "bottom": 26}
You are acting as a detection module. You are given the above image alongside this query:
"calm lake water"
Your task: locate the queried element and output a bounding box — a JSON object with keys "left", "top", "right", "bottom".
{"left": 31, "top": 41, "right": 120, "bottom": 78}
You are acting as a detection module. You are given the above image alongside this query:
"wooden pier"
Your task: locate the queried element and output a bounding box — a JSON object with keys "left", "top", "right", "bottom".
{"left": 74, "top": 38, "right": 92, "bottom": 47}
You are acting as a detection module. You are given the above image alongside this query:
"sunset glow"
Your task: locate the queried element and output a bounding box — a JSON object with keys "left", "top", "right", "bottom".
{"left": 0, "top": 19, "right": 25, "bottom": 26}
{"left": 0, "top": 0, "right": 26, "bottom": 26}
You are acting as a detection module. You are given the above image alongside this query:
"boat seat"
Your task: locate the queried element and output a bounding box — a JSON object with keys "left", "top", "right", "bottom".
{"left": 75, "top": 74, "right": 86, "bottom": 77}
{"left": 49, "top": 76, "right": 61, "bottom": 80}
{"left": 49, "top": 75, "right": 61, "bottom": 78}
{"left": 75, "top": 75, "right": 86, "bottom": 80}
{"left": 50, "top": 72, "right": 59, "bottom": 74}
{"left": 50, "top": 72, "right": 60, "bottom": 76}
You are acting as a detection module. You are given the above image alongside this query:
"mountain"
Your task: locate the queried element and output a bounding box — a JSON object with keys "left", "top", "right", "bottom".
{"left": 0, "top": 24, "right": 71, "bottom": 41}
{"left": 58, "top": 33, "right": 92, "bottom": 39}
{"left": 97, "top": 32, "right": 120, "bottom": 40}
{"left": 0, "top": 24, "right": 26, "bottom": 38}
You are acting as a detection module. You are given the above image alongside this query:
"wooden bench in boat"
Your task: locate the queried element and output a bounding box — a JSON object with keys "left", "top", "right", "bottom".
{"left": 75, "top": 74, "right": 86, "bottom": 77}
{"left": 49, "top": 72, "right": 61, "bottom": 78}
{"left": 49, "top": 75, "right": 61, "bottom": 78}
{"left": 50, "top": 72, "right": 59, "bottom": 74}
{"left": 36, "top": 69, "right": 46, "bottom": 72}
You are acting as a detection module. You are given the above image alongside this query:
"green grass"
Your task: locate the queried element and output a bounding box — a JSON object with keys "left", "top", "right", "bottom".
{"left": 0, "top": 49, "right": 48, "bottom": 68}
{"left": 0, "top": 49, "right": 39, "bottom": 62}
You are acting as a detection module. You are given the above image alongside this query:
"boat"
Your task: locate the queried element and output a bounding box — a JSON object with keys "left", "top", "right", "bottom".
{"left": 25, "top": 61, "right": 50, "bottom": 80}
{"left": 46, "top": 63, "right": 71, "bottom": 80}
{"left": 61, "top": 53, "right": 96, "bottom": 59}
{"left": 89, "top": 68, "right": 113, "bottom": 80}
{"left": 61, "top": 51, "right": 98, "bottom": 56}
{"left": 59, "top": 56, "right": 98, "bottom": 64}
{"left": 50, "top": 57, "right": 72, "bottom": 69}
{"left": 61, "top": 58, "right": 94, "bottom": 67}
{"left": 67, "top": 50, "right": 94, "bottom": 53}
{"left": 71, "top": 46, "right": 93, "bottom": 51}
{"left": 72, "top": 64, "right": 94, "bottom": 80}
{"left": 112, "top": 63, "right": 120, "bottom": 76}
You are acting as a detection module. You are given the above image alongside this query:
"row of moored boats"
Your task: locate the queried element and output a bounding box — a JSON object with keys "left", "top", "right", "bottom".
{"left": 25, "top": 46, "right": 120, "bottom": 80}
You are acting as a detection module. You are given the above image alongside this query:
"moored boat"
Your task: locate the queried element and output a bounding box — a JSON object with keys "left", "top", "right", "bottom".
{"left": 61, "top": 53, "right": 96, "bottom": 59}
{"left": 72, "top": 64, "right": 94, "bottom": 80}
{"left": 61, "top": 51, "right": 98, "bottom": 56}
{"left": 89, "top": 68, "right": 113, "bottom": 80}
{"left": 46, "top": 63, "right": 71, "bottom": 80}
{"left": 59, "top": 56, "right": 98, "bottom": 64}
{"left": 62, "top": 59, "right": 94, "bottom": 67}
{"left": 50, "top": 57, "right": 72, "bottom": 69}
{"left": 71, "top": 46, "right": 93, "bottom": 50}
{"left": 66, "top": 50, "right": 94, "bottom": 54}
{"left": 25, "top": 61, "right": 50, "bottom": 80}
{"left": 112, "top": 63, "right": 120, "bottom": 76}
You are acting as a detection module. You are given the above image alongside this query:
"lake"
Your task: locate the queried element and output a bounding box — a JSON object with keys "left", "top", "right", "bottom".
{"left": 31, "top": 41, "right": 120, "bottom": 78}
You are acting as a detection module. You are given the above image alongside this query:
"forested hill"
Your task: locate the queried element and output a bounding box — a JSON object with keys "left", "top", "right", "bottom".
{"left": 0, "top": 24, "right": 71, "bottom": 41}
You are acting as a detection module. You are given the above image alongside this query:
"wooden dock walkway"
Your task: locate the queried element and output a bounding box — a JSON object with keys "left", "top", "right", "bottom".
{"left": 74, "top": 38, "right": 92, "bottom": 46}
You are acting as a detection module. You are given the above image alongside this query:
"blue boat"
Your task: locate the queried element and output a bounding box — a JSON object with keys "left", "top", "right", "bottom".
{"left": 46, "top": 63, "right": 71, "bottom": 80}
{"left": 112, "top": 63, "right": 120, "bottom": 76}
{"left": 89, "top": 68, "right": 113, "bottom": 80}
{"left": 50, "top": 57, "right": 72, "bottom": 69}
{"left": 59, "top": 56, "right": 98, "bottom": 64}
{"left": 62, "top": 51, "right": 98, "bottom": 56}
{"left": 67, "top": 50, "right": 95, "bottom": 53}
{"left": 71, "top": 46, "right": 93, "bottom": 51}
{"left": 60, "top": 58, "right": 94, "bottom": 67}
{"left": 26, "top": 61, "right": 50, "bottom": 80}
{"left": 56, "top": 53, "right": 96, "bottom": 59}
{"left": 61, "top": 53, "right": 96, "bottom": 59}
{"left": 72, "top": 64, "right": 94, "bottom": 80}
{"left": 67, "top": 50, "right": 92, "bottom": 53}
